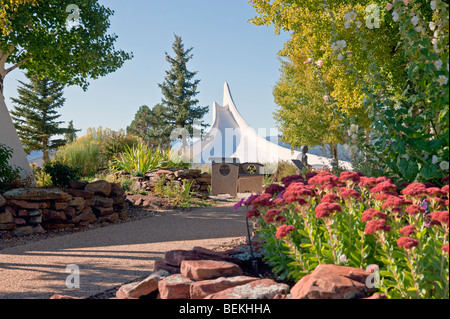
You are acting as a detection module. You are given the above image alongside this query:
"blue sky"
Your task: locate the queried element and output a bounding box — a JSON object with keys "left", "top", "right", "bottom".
{"left": 4, "top": 0, "right": 290, "bottom": 136}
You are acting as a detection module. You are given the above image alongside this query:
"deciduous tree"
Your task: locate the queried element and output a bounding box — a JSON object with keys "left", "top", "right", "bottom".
{"left": 0, "top": 0, "right": 132, "bottom": 180}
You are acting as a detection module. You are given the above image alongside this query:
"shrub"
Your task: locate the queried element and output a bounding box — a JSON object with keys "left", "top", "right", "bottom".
{"left": 55, "top": 135, "right": 102, "bottom": 176}
{"left": 43, "top": 161, "right": 81, "bottom": 188}
{"left": 236, "top": 171, "right": 449, "bottom": 299}
{"left": 265, "top": 160, "right": 299, "bottom": 186}
{"left": 54, "top": 127, "right": 142, "bottom": 177}
{"left": 110, "top": 142, "right": 188, "bottom": 177}
{"left": 30, "top": 163, "right": 52, "bottom": 188}
{"left": 0, "top": 143, "right": 21, "bottom": 193}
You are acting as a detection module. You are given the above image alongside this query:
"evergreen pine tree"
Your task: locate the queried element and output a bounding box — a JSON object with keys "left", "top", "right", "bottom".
{"left": 10, "top": 74, "right": 77, "bottom": 162}
{"left": 65, "top": 120, "right": 80, "bottom": 144}
{"left": 158, "top": 34, "right": 209, "bottom": 148}
{"left": 127, "top": 105, "right": 172, "bottom": 148}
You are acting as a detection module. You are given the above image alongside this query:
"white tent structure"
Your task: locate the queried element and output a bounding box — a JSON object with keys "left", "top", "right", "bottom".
{"left": 186, "top": 82, "right": 352, "bottom": 171}
{"left": 0, "top": 95, "right": 35, "bottom": 184}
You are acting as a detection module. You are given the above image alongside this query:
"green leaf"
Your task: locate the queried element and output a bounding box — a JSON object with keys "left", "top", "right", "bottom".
{"left": 380, "top": 270, "right": 394, "bottom": 278}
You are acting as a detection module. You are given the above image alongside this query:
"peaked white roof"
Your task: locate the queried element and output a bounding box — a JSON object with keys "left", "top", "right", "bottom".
{"left": 186, "top": 82, "right": 352, "bottom": 171}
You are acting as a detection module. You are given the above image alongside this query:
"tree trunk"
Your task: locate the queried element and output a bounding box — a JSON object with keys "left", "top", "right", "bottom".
{"left": 331, "top": 144, "right": 338, "bottom": 162}
{"left": 0, "top": 90, "right": 36, "bottom": 186}
{"left": 328, "top": 143, "right": 339, "bottom": 171}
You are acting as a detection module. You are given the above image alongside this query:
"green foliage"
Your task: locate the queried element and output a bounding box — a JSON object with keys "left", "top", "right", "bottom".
{"left": 265, "top": 160, "right": 298, "bottom": 185}
{"left": 153, "top": 175, "right": 210, "bottom": 208}
{"left": 65, "top": 120, "right": 80, "bottom": 144}
{"left": 110, "top": 142, "right": 188, "bottom": 177}
{"left": 238, "top": 172, "right": 449, "bottom": 299}
{"left": 55, "top": 127, "right": 141, "bottom": 177}
{"left": 157, "top": 34, "right": 209, "bottom": 147}
{"left": 10, "top": 73, "right": 76, "bottom": 162}
{"left": 55, "top": 132, "right": 102, "bottom": 176}
{"left": 249, "top": 0, "right": 449, "bottom": 183}
{"left": 43, "top": 161, "right": 81, "bottom": 188}
{"left": 30, "top": 163, "right": 52, "bottom": 188}
{"left": 250, "top": 0, "right": 405, "bottom": 161}
{"left": 0, "top": 143, "right": 21, "bottom": 193}
{"left": 0, "top": 0, "right": 133, "bottom": 92}
{"left": 127, "top": 105, "right": 172, "bottom": 148}
{"left": 341, "top": 0, "right": 449, "bottom": 185}
{"left": 126, "top": 35, "right": 209, "bottom": 151}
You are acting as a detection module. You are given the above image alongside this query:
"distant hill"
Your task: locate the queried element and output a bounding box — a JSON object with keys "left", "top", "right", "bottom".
{"left": 265, "top": 136, "right": 352, "bottom": 162}
{"left": 27, "top": 151, "right": 44, "bottom": 166}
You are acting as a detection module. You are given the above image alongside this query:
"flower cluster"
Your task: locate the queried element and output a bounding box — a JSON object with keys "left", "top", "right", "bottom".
{"left": 315, "top": 202, "right": 342, "bottom": 219}
{"left": 364, "top": 219, "right": 392, "bottom": 235}
{"left": 265, "top": 209, "right": 285, "bottom": 223}
{"left": 361, "top": 208, "right": 388, "bottom": 222}
{"left": 265, "top": 183, "right": 285, "bottom": 196}
{"left": 399, "top": 225, "right": 416, "bottom": 237}
{"left": 397, "top": 237, "right": 419, "bottom": 250}
{"left": 238, "top": 170, "right": 449, "bottom": 298}
{"left": 276, "top": 225, "right": 295, "bottom": 239}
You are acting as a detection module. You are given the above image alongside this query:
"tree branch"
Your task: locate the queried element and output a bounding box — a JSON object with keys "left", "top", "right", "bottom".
{"left": 4, "top": 56, "right": 31, "bottom": 76}
{"left": 0, "top": 44, "right": 16, "bottom": 65}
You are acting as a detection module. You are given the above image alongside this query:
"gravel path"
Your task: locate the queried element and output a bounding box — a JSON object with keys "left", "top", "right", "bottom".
{"left": 0, "top": 203, "right": 248, "bottom": 299}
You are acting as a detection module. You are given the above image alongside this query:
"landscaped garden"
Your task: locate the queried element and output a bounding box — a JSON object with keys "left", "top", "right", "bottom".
{"left": 0, "top": 0, "right": 449, "bottom": 301}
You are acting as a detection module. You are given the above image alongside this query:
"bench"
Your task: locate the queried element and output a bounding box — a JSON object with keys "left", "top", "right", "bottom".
{"left": 210, "top": 158, "right": 264, "bottom": 197}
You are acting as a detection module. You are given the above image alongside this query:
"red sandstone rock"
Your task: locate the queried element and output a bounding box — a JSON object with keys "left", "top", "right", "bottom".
{"left": 52, "top": 201, "right": 69, "bottom": 211}
{"left": 65, "top": 189, "right": 94, "bottom": 199}
{"left": 181, "top": 260, "right": 243, "bottom": 281}
{"left": 193, "top": 247, "right": 240, "bottom": 263}
{"left": 0, "top": 195, "right": 6, "bottom": 207}
{"left": 72, "top": 208, "right": 96, "bottom": 224}
{"left": 154, "top": 260, "right": 181, "bottom": 274}
{"left": 116, "top": 270, "right": 170, "bottom": 299}
{"left": 290, "top": 264, "right": 371, "bottom": 299}
{"left": 14, "top": 217, "right": 27, "bottom": 225}
{"left": 85, "top": 180, "right": 112, "bottom": 197}
{"left": 94, "top": 196, "right": 114, "bottom": 208}
{"left": 204, "top": 279, "right": 290, "bottom": 299}
{"left": 68, "top": 197, "right": 85, "bottom": 209}
{"left": 158, "top": 274, "right": 193, "bottom": 299}
{"left": 362, "top": 293, "right": 386, "bottom": 299}
{"left": 92, "top": 206, "right": 114, "bottom": 217}
{"left": 3, "top": 188, "right": 71, "bottom": 201}
{"left": 0, "top": 212, "right": 14, "bottom": 224}
{"left": 7, "top": 200, "right": 39, "bottom": 210}
{"left": 273, "top": 293, "right": 291, "bottom": 299}
{"left": 164, "top": 250, "right": 201, "bottom": 267}
{"left": 50, "top": 294, "right": 81, "bottom": 299}
{"left": 4, "top": 206, "right": 16, "bottom": 216}
{"left": 98, "top": 213, "right": 119, "bottom": 223}
{"left": 43, "top": 209, "right": 67, "bottom": 221}
{"left": 68, "top": 181, "right": 89, "bottom": 190}
{"left": 190, "top": 276, "right": 259, "bottom": 299}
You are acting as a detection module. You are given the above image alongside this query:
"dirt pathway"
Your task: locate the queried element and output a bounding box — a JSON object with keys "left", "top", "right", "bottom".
{"left": 0, "top": 203, "right": 247, "bottom": 299}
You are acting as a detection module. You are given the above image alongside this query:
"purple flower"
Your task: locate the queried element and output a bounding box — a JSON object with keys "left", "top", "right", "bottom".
{"left": 421, "top": 199, "right": 428, "bottom": 211}
{"left": 244, "top": 193, "right": 260, "bottom": 206}
{"left": 421, "top": 199, "right": 431, "bottom": 227}
{"left": 277, "top": 190, "right": 285, "bottom": 199}
{"left": 233, "top": 198, "right": 245, "bottom": 212}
